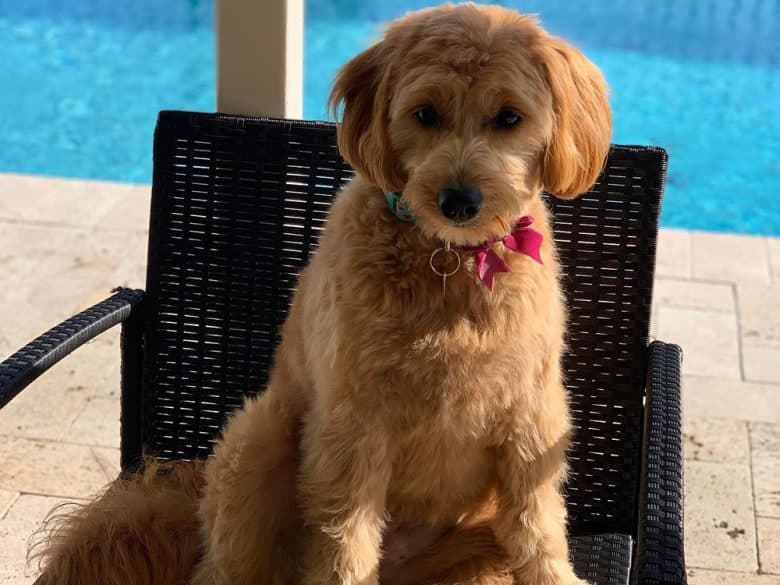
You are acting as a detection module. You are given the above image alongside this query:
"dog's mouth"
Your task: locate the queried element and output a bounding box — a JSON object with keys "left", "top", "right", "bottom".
{"left": 447, "top": 216, "right": 480, "bottom": 229}
{"left": 410, "top": 195, "right": 529, "bottom": 248}
{"left": 442, "top": 212, "right": 508, "bottom": 234}
{"left": 417, "top": 212, "right": 515, "bottom": 248}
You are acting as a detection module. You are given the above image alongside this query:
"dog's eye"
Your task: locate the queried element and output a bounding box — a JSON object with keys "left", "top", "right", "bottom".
{"left": 495, "top": 109, "right": 522, "bottom": 129}
{"left": 414, "top": 106, "right": 438, "bottom": 127}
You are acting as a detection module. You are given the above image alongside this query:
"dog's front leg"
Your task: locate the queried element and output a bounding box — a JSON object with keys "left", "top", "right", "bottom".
{"left": 298, "top": 404, "right": 392, "bottom": 585}
{"left": 493, "top": 434, "right": 589, "bottom": 585}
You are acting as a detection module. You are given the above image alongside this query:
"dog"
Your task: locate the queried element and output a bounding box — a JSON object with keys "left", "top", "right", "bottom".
{"left": 35, "top": 4, "right": 610, "bottom": 584}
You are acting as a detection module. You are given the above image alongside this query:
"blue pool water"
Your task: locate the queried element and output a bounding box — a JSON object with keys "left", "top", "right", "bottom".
{"left": 1, "top": 1, "right": 779, "bottom": 234}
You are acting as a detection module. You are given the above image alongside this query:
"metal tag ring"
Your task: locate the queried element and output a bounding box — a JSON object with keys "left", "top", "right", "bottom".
{"left": 429, "top": 247, "right": 461, "bottom": 277}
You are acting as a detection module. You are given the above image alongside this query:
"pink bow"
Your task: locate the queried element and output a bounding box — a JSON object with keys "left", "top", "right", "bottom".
{"left": 460, "top": 216, "right": 543, "bottom": 290}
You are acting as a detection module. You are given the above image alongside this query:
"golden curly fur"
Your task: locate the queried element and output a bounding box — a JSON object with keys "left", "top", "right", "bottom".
{"left": 34, "top": 4, "right": 610, "bottom": 584}
{"left": 32, "top": 460, "right": 206, "bottom": 585}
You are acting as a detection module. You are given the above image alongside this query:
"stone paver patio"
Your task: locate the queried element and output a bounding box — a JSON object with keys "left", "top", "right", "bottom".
{"left": 1, "top": 173, "right": 779, "bottom": 584}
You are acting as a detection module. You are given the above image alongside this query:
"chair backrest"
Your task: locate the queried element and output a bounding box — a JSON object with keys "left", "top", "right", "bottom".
{"left": 137, "top": 110, "right": 666, "bottom": 535}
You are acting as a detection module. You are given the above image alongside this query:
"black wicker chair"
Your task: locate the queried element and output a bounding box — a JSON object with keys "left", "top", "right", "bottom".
{"left": 0, "top": 110, "right": 685, "bottom": 585}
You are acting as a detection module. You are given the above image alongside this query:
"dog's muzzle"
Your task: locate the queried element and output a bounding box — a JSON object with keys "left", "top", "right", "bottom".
{"left": 437, "top": 185, "right": 482, "bottom": 223}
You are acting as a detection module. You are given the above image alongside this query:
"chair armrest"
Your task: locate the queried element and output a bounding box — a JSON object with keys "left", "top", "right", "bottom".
{"left": 631, "top": 340, "right": 686, "bottom": 585}
{"left": 0, "top": 288, "right": 145, "bottom": 409}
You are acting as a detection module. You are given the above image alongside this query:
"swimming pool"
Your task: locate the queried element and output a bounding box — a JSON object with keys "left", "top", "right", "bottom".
{"left": 1, "top": 1, "right": 778, "bottom": 235}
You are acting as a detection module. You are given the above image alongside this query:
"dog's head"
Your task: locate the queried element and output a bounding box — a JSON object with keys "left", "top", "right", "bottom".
{"left": 329, "top": 4, "right": 611, "bottom": 245}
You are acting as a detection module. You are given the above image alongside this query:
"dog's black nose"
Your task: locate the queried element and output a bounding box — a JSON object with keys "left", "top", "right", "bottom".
{"left": 437, "top": 185, "right": 483, "bottom": 222}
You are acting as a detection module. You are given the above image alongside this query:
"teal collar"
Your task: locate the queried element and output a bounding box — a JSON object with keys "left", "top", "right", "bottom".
{"left": 384, "top": 191, "right": 417, "bottom": 223}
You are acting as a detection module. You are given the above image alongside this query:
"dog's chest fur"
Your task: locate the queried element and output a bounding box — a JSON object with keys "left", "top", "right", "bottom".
{"left": 294, "top": 181, "right": 562, "bottom": 522}
{"left": 386, "top": 411, "right": 496, "bottom": 523}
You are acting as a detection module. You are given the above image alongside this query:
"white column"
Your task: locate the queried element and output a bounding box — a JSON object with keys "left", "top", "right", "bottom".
{"left": 216, "top": 0, "right": 304, "bottom": 118}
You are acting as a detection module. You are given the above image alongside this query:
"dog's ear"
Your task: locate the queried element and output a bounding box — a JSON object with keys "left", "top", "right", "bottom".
{"left": 328, "top": 41, "right": 406, "bottom": 191}
{"left": 538, "top": 37, "right": 611, "bottom": 199}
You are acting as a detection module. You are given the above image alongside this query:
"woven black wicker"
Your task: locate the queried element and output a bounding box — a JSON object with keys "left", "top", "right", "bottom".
{"left": 0, "top": 288, "right": 145, "bottom": 409}
{"left": 0, "top": 111, "right": 685, "bottom": 585}
{"left": 570, "top": 533, "right": 632, "bottom": 585}
{"left": 632, "top": 341, "right": 686, "bottom": 585}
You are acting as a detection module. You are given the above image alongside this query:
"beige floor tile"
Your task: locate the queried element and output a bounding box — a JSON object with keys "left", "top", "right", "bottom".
{"left": 687, "top": 568, "right": 780, "bottom": 584}
{"left": 684, "top": 377, "right": 780, "bottom": 424}
{"left": 657, "top": 307, "right": 740, "bottom": 379}
{"left": 692, "top": 232, "right": 771, "bottom": 285}
{"left": 0, "top": 337, "right": 119, "bottom": 441}
{"left": 17, "top": 230, "right": 146, "bottom": 316}
{"left": 750, "top": 423, "right": 780, "bottom": 518}
{"left": 738, "top": 285, "right": 780, "bottom": 349}
{"left": 684, "top": 418, "right": 749, "bottom": 464}
{"left": 0, "top": 380, "right": 90, "bottom": 444}
{"left": 0, "top": 228, "right": 146, "bottom": 361}
{"left": 0, "top": 491, "right": 17, "bottom": 520}
{"left": 0, "top": 221, "right": 84, "bottom": 254}
{"left": 768, "top": 238, "right": 780, "bottom": 285}
{"left": 63, "top": 397, "right": 120, "bottom": 449}
{"left": 0, "top": 437, "right": 118, "bottom": 498}
{"left": 656, "top": 229, "right": 692, "bottom": 278}
{"left": 0, "top": 226, "right": 94, "bottom": 336}
{"left": 0, "top": 338, "right": 13, "bottom": 367}
{"left": 685, "top": 461, "right": 757, "bottom": 572}
{"left": 654, "top": 278, "right": 734, "bottom": 312}
{"left": 98, "top": 186, "right": 151, "bottom": 232}
{"left": 0, "top": 253, "right": 39, "bottom": 314}
{"left": 0, "top": 494, "right": 71, "bottom": 583}
{"left": 97, "top": 229, "right": 148, "bottom": 297}
{"left": 0, "top": 329, "right": 13, "bottom": 361}
{"left": 743, "top": 345, "right": 780, "bottom": 385}
{"left": 758, "top": 517, "right": 780, "bottom": 575}
{"left": 0, "top": 173, "right": 146, "bottom": 230}
{"left": 649, "top": 307, "right": 658, "bottom": 338}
